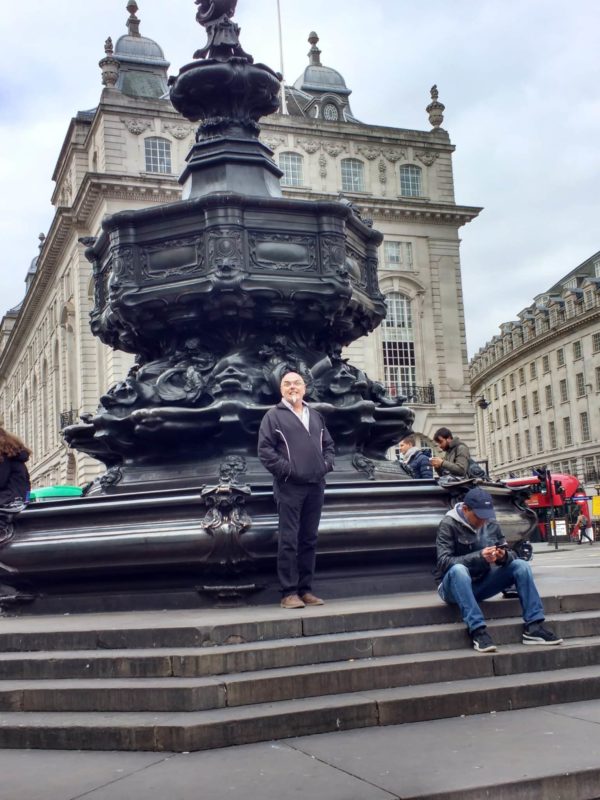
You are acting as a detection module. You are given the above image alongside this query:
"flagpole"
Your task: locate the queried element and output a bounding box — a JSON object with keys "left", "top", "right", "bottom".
{"left": 276, "top": 0, "right": 288, "bottom": 114}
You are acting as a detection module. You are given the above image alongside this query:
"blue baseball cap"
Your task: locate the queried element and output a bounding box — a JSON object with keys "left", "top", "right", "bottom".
{"left": 463, "top": 487, "right": 496, "bottom": 520}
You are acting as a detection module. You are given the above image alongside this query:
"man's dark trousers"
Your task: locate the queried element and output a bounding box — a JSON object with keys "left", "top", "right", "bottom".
{"left": 274, "top": 480, "right": 325, "bottom": 596}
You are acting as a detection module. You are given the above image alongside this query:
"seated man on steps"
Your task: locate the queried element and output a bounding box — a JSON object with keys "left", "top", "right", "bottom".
{"left": 434, "top": 487, "right": 563, "bottom": 653}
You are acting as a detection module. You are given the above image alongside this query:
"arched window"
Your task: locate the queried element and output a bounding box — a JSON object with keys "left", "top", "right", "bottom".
{"left": 399, "top": 164, "right": 422, "bottom": 197}
{"left": 144, "top": 137, "right": 172, "bottom": 174}
{"left": 381, "top": 293, "right": 416, "bottom": 397}
{"left": 341, "top": 158, "right": 365, "bottom": 193}
{"left": 279, "top": 152, "right": 304, "bottom": 187}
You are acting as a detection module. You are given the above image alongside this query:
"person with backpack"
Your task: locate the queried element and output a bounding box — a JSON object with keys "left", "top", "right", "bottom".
{"left": 429, "top": 427, "right": 471, "bottom": 478}
{"left": 398, "top": 435, "right": 433, "bottom": 479}
{"left": 0, "top": 426, "right": 31, "bottom": 508}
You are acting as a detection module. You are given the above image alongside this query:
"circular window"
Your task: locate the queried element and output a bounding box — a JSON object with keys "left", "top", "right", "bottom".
{"left": 323, "top": 104, "right": 339, "bottom": 121}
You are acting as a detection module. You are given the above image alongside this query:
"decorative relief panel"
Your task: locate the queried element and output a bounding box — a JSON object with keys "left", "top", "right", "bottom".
{"left": 249, "top": 232, "right": 317, "bottom": 272}
{"left": 121, "top": 118, "right": 152, "bottom": 135}
{"left": 296, "top": 137, "right": 321, "bottom": 154}
{"left": 260, "top": 134, "right": 285, "bottom": 151}
{"left": 140, "top": 236, "right": 205, "bottom": 279}
{"left": 346, "top": 245, "right": 368, "bottom": 289}
{"left": 320, "top": 236, "right": 346, "bottom": 276}
{"left": 207, "top": 228, "right": 244, "bottom": 273}
{"left": 322, "top": 141, "right": 346, "bottom": 157}
{"left": 162, "top": 122, "right": 194, "bottom": 140}
{"left": 382, "top": 148, "right": 406, "bottom": 163}
{"left": 415, "top": 150, "right": 439, "bottom": 167}
{"left": 356, "top": 145, "right": 381, "bottom": 161}
{"left": 319, "top": 153, "right": 328, "bottom": 178}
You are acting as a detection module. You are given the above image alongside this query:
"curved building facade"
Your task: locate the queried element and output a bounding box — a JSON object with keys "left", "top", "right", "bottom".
{"left": 470, "top": 251, "right": 600, "bottom": 492}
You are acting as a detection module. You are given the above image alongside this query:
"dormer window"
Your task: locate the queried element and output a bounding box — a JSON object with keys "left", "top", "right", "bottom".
{"left": 323, "top": 103, "right": 339, "bottom": 121}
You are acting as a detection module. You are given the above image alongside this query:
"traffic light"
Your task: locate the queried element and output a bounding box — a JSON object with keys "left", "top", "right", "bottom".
{"left": 534, "top": 467, "right": 548, "bottom": 494}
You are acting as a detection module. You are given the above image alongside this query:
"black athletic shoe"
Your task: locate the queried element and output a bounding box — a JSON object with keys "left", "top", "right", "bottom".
{"left": 471, "top": 627, "right": 497, "bottom": 653}
{"left": 523, "top": 623, "right": 563, "bottom": 645}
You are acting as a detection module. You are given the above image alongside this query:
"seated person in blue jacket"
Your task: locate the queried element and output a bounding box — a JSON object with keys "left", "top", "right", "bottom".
{"left": 434, "top": 487, "right": 562, "bottom": 653}
{"left": 398, "top": 435, "right": 433, "bottom": 479}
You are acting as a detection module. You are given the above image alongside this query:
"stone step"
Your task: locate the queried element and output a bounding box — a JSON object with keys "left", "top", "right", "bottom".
{"left": 1, "top": 590, "right": 599, "bottom": 653}
{"left": 0, "top": 635, "right": 598, "bottom": 713}
{"left": 0, "top": 663, "right": 600, "bottom": 751}
{"left": 0, "top": 610, "right": 597, "bottom": 680}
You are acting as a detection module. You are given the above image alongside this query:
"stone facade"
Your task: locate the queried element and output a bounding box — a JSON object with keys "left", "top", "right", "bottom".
{"left": 470, "top": 251, "right": 600, "bottom": 492}
{"left": 0, "top": 9, "right": 480, "bottom": 489}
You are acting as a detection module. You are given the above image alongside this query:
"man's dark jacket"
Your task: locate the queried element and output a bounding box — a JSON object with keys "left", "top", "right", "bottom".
{"left": 405, "top": 448, "right": 433, "bottom": 479}
{"left": 438, "top": 438, "right": 470, "bottom": 477}
{"left": 258, "top": 403, "right": 335, "bottom": 484}
{"left": 434, "top": 505, "right": 515, "bottom": 583}
{"left": 0, "top": 450, "right": 31, "bottom": 506}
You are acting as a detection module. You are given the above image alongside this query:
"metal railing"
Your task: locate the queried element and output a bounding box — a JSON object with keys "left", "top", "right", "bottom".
{"left": 386, "top": 384, "right": 435, "bottom": 404}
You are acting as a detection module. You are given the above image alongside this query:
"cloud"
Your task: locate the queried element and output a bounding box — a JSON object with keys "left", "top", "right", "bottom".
{"left": 1, "top": 0, "right": 598, "bottom": 358}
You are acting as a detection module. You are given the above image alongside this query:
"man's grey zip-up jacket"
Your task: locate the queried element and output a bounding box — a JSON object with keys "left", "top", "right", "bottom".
{"left": 258, "top": 402, "right": 335, "bottom": 484}
{"left": 434, "top": 504, "right": 515, "bottom": 583}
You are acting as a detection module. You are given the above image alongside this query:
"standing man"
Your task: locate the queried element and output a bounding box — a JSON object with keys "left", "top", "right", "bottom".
{"left": 258, "top": 371, "right": 335, "bottom": 609}
{"left": 435, "top": 487, "right": 563, "bottom": 652}
{"left": 398, "top": 435, "right": 433, "bottom": 479}
{"left": 429, "top": 427, "right": 470, "bottom": 478}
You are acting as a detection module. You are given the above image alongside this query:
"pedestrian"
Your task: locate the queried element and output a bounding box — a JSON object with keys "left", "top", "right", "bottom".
{"left": 398, "top": 435, "right": 433, "bottom": 479}
{"left": 0, "top": 426, "right": 31, "bottom": 507}
{"left": 258, "top": 371, "right": 335, "bottom": 609}
{"left": 575, "top": 512, "right": 593, "bottom": 545}
{"left": 434, "top": 486, "right": 563, "bottom": 652}
{"left": 429, "top": 427, "right": 470, "bottom": 478}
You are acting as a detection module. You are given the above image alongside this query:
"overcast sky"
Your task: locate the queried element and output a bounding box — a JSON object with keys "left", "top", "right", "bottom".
{"left": 1, "top": 0, "right": 598, "bottom": 356}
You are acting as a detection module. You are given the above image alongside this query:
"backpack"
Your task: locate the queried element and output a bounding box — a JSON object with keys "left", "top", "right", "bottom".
{"left": 467, "top": 458, "right": 487, "bottom": 480}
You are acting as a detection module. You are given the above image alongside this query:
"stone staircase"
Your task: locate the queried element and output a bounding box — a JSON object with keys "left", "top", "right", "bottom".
{"left": 0, "top": 590, "right": 600, "bottom": 752}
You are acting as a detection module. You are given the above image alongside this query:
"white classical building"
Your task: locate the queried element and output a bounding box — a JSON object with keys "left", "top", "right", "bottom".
{"left": 0, "top": 3, "right": 481, "bottom": 488}
{"left": 470, "top": 251, "right": 600, "bottom": 492}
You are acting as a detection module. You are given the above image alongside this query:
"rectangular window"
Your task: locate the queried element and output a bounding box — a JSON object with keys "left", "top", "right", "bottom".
{"left": 382, "top": 341, "right": 416, "bottom": 396}
{"left": 576, "top": 372, "right": 586, "bottom": 397}
{"left": 509, "top": 373, "right": 515, "bottom": 391}
{"left": 573, "top": 340, "right": 582, "bottom": 359}
{"left": 493, "top": 384, "right": 499, "bottom": 400}
{"left": 596, "top": 366, "right": 600, "bottom": 393}
{"left": 515, "top": 432, "right": 521, "bottom": 458}
{"left": 580, "top": 412, "right": 591, "bottom": 441}
{"left": 524, "top": 429, "right": 532, "bottom": 455}
{"left": 501, "top": 378, "right": 506, "bottom": 395}
{"left": 511, "top": 400, "right": 518, "bottom": 421}
{"left": 593, "top": 332, "right": 600, "bottom": 353}
{"left": 535, "top": 425, "right": 543, "bottom": 452}
{"left": 530, "top": 361, "right": 537, "bottom": 379}
{"left": 545, "top": 385, "right": 553, "bottom": 408}
{"left": 556, "top": 348, "right": 565, "bottom": 366}
{"left": 549, "top": 421, "right": 557, "bottom": 449}
{"left": 518, "top": 367, "right": 525, "bottom": 385}
{"left": 503, "top": 405, "right": 509, "bottom": 425}
{"left": 506, "top": 437, "right": 512, "bottom": 462}
{"left": 559, "top": 378, "right": 568, "bottom": 403}
{"left": 542, "top": 355, "right": 550, "bottom": 373}
{"left": 498, "top": 439, "right": 504, "bottom": 463}
{"left": 532, "top": 390, "right": 540, "bottom": 413}
{"left": 144, "top": 137, "right": 172, "bottom": 174}
{"left": 341, "top": 159, "right": 365, "bottom": 192}
{"left": 489, "top": 412, "right": 495, "bottom": 432}
{"left": 563, "top": 417, "right": 572, "bottom": 446}
{"left": 279, "top": 152, "right": 304, "bottom": 186}
{"left": 521, "top": 395, "right": 528, "bottom": 416}
{"left": 383, "top": 241, "right": 413, "bottom": 270}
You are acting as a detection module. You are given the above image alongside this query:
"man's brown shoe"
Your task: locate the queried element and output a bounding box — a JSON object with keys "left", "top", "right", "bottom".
{"left": 301, "top": 592, "right": 324, "bottom": 606}
{"left": 280, "top": 594, "right": 305, "bottom": 609}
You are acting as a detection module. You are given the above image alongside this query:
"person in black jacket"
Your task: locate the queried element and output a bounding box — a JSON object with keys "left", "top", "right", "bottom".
{"left": 258, "top": 371, "right": 335, "bottom": 609}
{"left": 398, "top": 435, "right": 433, "bottom": 479}
{"left": 0, "top": 427, "right": 31, "bottom": 507}
{"left": 435, "top": 487, "right": 562, "bottom": 653}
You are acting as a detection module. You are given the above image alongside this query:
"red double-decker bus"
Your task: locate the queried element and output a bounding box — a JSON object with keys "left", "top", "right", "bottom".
{"left": 504, "top": 472, "right": 591, "bottom": 541}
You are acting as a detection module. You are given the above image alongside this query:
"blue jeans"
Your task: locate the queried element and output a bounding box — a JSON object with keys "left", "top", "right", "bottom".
{"left": 438, "top": 560, "right": 545, "bottom": 633}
